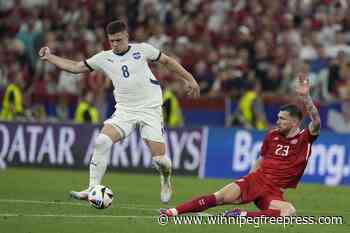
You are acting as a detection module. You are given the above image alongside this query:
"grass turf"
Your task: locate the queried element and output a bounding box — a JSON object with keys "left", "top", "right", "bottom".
{"left": 0, "top": 168, "right": 349, "bottom": 233}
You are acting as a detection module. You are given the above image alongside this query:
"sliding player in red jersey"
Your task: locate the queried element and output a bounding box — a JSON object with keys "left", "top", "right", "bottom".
{"left": 161, "top": 73, "right": 321, "bottom": 217}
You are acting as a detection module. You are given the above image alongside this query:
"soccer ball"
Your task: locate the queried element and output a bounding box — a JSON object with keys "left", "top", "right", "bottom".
{"left": 88, "top": 185, "right": 114, "bottom": 209}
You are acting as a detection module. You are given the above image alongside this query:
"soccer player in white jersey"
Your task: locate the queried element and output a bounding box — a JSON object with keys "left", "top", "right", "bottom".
{"left": 38, "top": 20, "right": 200, "bottom": 203}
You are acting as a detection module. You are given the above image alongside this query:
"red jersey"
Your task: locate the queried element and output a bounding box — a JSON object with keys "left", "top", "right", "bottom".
{"left": 258, "top": 128, "right": 318, "bottom": 189}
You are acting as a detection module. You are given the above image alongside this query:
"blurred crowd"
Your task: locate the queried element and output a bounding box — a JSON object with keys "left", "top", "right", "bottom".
{"left": 0, "top": 0, "right": 350, "bottom": 131}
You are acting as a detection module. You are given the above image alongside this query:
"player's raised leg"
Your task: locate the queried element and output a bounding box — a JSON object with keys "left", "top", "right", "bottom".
{"left": 145, "top": 139, "right": 172, "bottom": 203}
{"left": 70, "top": 124, "right": 121, "bottom": 200}
{"left": 161, "top": 182, "right": 242, "bottom": 216}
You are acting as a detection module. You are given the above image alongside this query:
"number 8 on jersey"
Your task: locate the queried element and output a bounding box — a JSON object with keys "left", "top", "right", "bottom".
{"left": 121, "top": 65, "right": 129, "bottom": 78}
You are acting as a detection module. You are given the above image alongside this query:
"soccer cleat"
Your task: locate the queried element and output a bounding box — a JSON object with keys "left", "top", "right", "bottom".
{"left": 160, "top": 174, "right": 172, "bottom": 203}
{"left": 224, "top": 208, "right": 241, "bottom": 217}
{"left": 152, "top": 156, "right": 173, "bottom": 203}
{"left": 69, "top": 189, "right": 89, "bottom": 201}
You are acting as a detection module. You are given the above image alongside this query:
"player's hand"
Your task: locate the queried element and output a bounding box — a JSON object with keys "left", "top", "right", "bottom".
{"left": 185, "top": 80, "right": 200, "bottom": 98}
{"left": 38, "top": 46, "right": 51, "bottom": 60}
{"left": 295, "top": 73, "right": 310, "bottom": 97}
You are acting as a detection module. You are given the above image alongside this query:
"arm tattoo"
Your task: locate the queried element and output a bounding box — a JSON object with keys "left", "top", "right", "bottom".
{"left": 304, "top": 95, "right": 321, "bottom": 134}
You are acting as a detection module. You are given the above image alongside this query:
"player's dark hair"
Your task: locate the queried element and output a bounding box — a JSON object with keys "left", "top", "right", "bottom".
{"left": 280, "top": 104, "right": 303, "bottom": 121}
{"left": 106, "top": 20, "right": 127, "bottom": 34}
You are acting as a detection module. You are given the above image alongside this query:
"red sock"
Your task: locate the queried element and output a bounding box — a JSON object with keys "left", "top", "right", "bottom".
{"left": 246, "top": 209, "right": 281, "bottom": 217}
{"left": 176, "top": 194, "right": 217, "bottom": 214}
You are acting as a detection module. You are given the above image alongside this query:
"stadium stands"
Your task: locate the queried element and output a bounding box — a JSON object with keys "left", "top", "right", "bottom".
{"left": 0, "top": 0, "right": 349, "bottom": 132}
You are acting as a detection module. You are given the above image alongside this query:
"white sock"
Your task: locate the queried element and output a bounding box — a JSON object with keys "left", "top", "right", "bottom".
{"left": 152, "top": 155, "right": 172, "bottom": 177}
{"left": 89, "top": 134, "right": 113, "bottom": 189}
{"left": 169, "top": 208, "right": 178, "bottom": 216}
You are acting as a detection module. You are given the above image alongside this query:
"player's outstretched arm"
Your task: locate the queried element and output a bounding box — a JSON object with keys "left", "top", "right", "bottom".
{"left": 38, "top": 47, "right": 90, "bottom": 74}
{"left": 295, "top": 73, "right": 321, "bottom": 135}
{"left": 158, "top": 53, "right": 200, "bottom": 98}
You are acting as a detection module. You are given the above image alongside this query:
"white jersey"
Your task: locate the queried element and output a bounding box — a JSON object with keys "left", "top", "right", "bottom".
{"left": 85, "top": 43, "right": 162, "bottom": 110}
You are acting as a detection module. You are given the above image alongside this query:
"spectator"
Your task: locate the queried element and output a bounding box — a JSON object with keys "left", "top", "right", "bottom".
{"left": 55, "top": 95, "right": 70, "bottom": 122}
{"left": 74, "top": 91, "right": 99, "bottom": 124}
{"left": 325, "top": 32, "right": 350, "bottom": 58}
{"left": 163, "top": 87, "right": 184, "bottom": 128}
{"left": 327, "top": 102, "right": 350, "bottom": 133}
{"left": 28, "top": 103, "right": 47, "bottom": 122}
{"left": 148, "top": 23, "right": 170, "bottom": 49}
{"left": 259, "top": 64, "right": 282, "bottom": 95}
{"left": 227, "top": 78, "right": 268, "bottom": 131}
{"left": 0, "top": 77, "right": 24, "bottom": 121}
{"left": 15, "top": 12, "right": 42, "bottom": 69}
{"left": 193, "top": 60, "right": 214, "bottom": 95}
{"left": 334, "top": 62, "right": 350, "bottom": 100}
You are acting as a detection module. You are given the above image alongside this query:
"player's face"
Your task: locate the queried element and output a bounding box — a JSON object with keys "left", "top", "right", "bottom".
{"left": 276, "top": 111, "right": 299, "bottom": 134}
{"left": 108, "top": 31, "right": 129, "bottom": 53}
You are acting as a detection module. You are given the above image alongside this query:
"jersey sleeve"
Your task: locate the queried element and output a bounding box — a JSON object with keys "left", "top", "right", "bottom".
{"left": 140, "top": 43, "right": 161, "bottom": 61}
{"left": 85, "top": 51, "right": 105, "bottom": 71}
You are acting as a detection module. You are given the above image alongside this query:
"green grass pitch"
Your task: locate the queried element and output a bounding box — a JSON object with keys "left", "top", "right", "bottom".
{"left": 0, "top": 168, "right": 349, "bottom": 233}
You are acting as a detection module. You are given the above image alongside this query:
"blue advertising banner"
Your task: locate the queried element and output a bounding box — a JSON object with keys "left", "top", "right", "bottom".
{"left": 2, "top": 121, "right": 350, "bottom": 186}
{"left": 200, "top": 128, "right": 350, "bottom": 186}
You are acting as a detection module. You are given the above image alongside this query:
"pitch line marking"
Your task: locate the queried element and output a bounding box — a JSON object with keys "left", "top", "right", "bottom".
{"left": 0, "top": 198, "right": 158, "bottom": 212}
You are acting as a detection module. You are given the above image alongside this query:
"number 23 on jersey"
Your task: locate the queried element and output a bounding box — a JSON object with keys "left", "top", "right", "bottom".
{"left": 275, "top": 144, "right": 290, "bottom": 157}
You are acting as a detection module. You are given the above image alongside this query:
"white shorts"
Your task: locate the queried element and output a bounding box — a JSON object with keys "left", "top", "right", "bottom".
{"left": 104, "top": 106, "right": 165, "bottom": 143}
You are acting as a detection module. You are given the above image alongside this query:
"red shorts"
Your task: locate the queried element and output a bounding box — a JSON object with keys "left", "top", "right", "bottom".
{"left": 235, "top": 172, "right": 285, "bottom": 210}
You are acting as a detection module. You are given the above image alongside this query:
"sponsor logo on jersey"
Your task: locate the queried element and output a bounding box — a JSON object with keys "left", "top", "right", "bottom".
{"left": 107, "top": 58, "right": 114, "bottom": 63}
{"left": 290, "top": 139, "right": 298, "bottom": 144}
{"left": 273, "top": 137, "right": 279, "bottom": 141}
{"left": 132, "top": 52, "right": 141, "bottom": 59}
